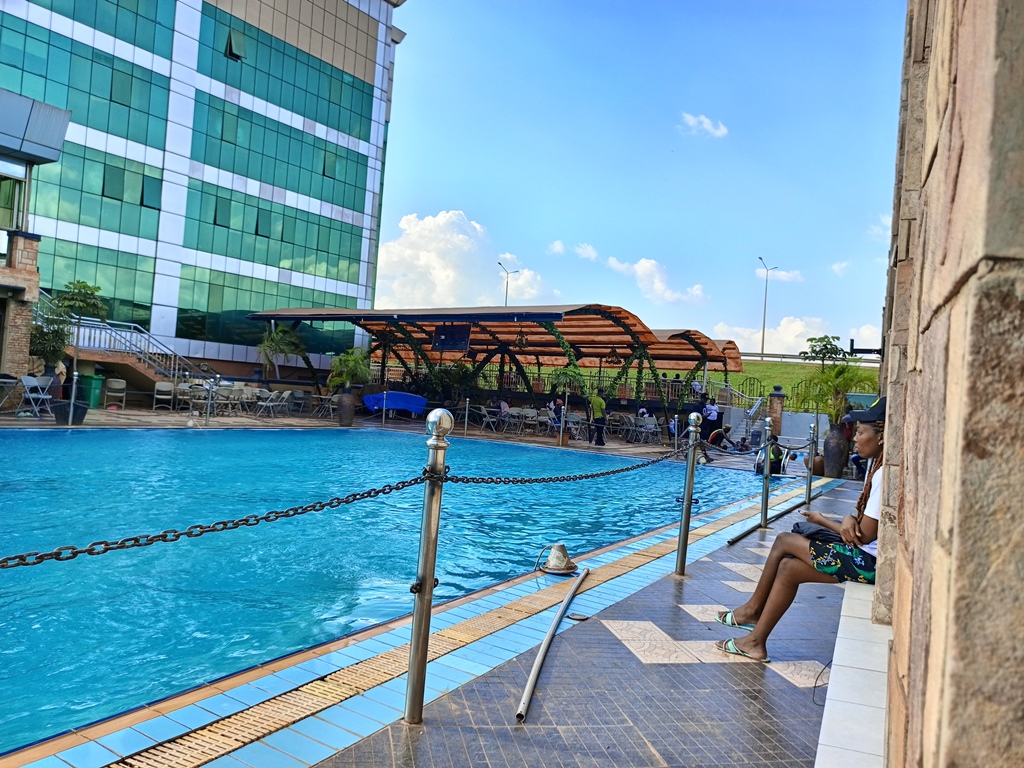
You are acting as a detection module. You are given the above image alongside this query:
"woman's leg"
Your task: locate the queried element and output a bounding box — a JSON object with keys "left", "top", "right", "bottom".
{"left": 718, "top": 540, "right": 837, "bottom": 660}
{"left": 719, "top": 532, "right": 813, "bottom": 626}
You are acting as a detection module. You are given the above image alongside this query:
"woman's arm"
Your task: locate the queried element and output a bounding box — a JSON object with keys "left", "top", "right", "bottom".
{"left": 800, "top": 510, "right": 844, "bottom": 534}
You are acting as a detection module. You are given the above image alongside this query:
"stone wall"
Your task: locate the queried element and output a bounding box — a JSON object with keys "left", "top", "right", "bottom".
{"left": 883, "top": 1, "right": 1024, "bottom": 765}
{"left": 0, "top": 233, "right": 40, "bottom": 378}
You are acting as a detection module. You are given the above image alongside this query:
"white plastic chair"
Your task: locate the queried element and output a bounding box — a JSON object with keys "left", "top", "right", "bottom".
{"left": 104, "top": 378, "right": 127, "bottom": 410}
{"left": 152, "top": 381, "right": 174, "bottom": 411}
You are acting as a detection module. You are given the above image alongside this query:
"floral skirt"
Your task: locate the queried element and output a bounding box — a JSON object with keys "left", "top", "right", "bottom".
{"left": 808, "top": 541, "right": 876, "bottom": 584}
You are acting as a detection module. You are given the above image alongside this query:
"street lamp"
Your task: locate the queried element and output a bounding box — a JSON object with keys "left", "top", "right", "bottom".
{"left": 498, "top": 261, "right": 520, "bottom": 307}
{"left": 758, "top": 256, "right": 778, "bottom": 359}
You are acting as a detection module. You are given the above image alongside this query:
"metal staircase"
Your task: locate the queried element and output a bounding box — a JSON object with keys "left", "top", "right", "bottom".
{"left": 34, "top": 290, "right": 203, "bottom": 382}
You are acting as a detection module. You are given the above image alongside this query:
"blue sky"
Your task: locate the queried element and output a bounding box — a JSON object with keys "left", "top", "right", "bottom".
{"left": 375, "top": 1, "right": 905, "bottom": 355}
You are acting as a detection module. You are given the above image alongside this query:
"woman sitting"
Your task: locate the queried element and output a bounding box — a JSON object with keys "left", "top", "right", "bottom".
{"left": 715, "top": 397, "right": 887, "bottom": 662}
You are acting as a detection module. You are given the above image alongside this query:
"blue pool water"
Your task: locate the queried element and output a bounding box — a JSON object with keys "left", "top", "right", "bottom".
{"left": 0, "top": 428, "right": 781, "bottom": 752}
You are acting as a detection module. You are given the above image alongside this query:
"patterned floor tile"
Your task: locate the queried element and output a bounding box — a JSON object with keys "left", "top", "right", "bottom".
{"left": 768, "top": 660, "right": 831, "bottom": 688}
{"left": 723, "top": 580, "right": 757, "bottom": 593}
{"left": 719, "top": 562, "right": 765, "bottom": 581}
{"left": 677, "top": 603, "right": 728, "bottom": 623}
{"left": 749, "top": 547, "right": 773, "bottom": 557}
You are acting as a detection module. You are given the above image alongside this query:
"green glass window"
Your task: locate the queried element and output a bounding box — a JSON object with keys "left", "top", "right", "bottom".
{"left": 141, "top": 175, "right": 161, "bottom": 209}
{"left": 214, "top": 197, "right": 232, "bottom": 227}
{"left": 110, "top": 70, "right": 132, "bottom": 106}
{"left": 226, "top": 28, "right": 246, "bottom": 61}
{"left": 102, "top": 166, "right": 125, "bottom": 200}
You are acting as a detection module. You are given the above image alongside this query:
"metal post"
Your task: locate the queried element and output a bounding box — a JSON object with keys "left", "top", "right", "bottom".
{"left": 673, "top": 415, "right": 679, "bottom": 452}
{"left": 558, "top": 387, "right": 567, "bottom": 445}
{"left": 68, "top": 371, "right": 79, "bottom": 426}
{"left": 805, "top": 421, "right": 816, "bottom": 505}
{"left": 205, "top": 377, "right": 213, "bottom": 427}
{"left": 759, "top": 416, "right": 772, "bottom": 528}
{"left": 675, "top": 412, "right": 702, "bottom": 575}
{"left": 405, "top": 408, "right": 454, "bottom": 725}
{"left": 382, "top": 390, "right": 387, "bottom": 428}
{"left": 463, "top": 397, "right": 470, "bottom": 437}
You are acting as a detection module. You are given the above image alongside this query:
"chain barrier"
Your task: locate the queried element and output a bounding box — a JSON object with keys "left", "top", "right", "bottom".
{"left": 0, "top": 474, "right": 433, "bottom": 570}
{"left": 444, "top": 446, "right": 686, "bottom": 486}
{"left": 2, "top": 444, "right": 693, "bottom": 570}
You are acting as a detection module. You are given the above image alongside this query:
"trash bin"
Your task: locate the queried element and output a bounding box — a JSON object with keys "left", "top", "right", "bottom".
{"left": 750, "top": 429, "right": 762, "bottom": 448}
{"left": 78, "top": 374, "right": 105, "bottom": 408}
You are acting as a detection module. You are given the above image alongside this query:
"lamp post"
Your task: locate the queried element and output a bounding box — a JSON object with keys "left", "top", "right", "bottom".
{"left": 498, "top": 261, "right": 519, "bottom": 307}
{"left": 758, "top": 256, "right": 777, "bottom": 359}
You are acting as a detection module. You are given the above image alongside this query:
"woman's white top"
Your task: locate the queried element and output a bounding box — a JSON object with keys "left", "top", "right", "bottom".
{"left": 860, "top": 465, "right": 884, "bottom": 558}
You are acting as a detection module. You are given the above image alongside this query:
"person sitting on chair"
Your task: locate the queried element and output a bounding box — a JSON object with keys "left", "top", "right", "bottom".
{"left": 714, "top": 397, "right": 886, "bottom": 662}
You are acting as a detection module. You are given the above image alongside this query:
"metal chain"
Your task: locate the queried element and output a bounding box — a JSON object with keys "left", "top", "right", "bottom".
{"left": 444, "top": 446, "right": 686, "bottom": 486}
{"left": 0, "top": 474, "right": 432, "bottom": 570}
{"left": 2, "top": 444, "right": 691, "bottom": 570}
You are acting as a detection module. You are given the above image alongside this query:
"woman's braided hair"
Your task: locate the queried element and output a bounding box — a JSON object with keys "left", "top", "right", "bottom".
{"left": 855, "top": 420, "right": 885, "bottom": 522}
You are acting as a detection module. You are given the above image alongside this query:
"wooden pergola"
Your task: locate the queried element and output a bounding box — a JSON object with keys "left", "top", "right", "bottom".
{"left": 247, "top": 304, "right": 741, "bottom": 405}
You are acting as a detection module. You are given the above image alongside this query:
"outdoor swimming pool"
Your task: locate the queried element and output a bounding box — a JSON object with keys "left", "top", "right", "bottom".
{"left": 0, "top": 428, "right": 783, "bottom": 753}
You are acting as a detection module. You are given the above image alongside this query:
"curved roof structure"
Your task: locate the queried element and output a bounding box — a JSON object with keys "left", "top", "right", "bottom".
{"left": 247, "top": 304, "right": 741, "bottom": 396}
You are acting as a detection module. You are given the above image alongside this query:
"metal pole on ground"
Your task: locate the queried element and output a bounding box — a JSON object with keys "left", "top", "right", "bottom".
{"left": 805, "top": 422, "right": 816, "bottom": 505}
{"left": 759, "top": 416, "right": 772, "bottom": 528}
{"left": 205, "top": 377, "right": 213, "bottom": 427}
{"left": 404, "top": 408, "right": 454, "bottom": 725}
{"left": 675, "top": 412, "right": 702, "bottom": 576}
{"left": 69, "top": 371, "right": 79, "bottom": 426}
{"left": 382, "top": 390, "right": 387, "bottom": 428}
{"left": 673, "top": 415, "right": 679, "bottom": 452}
{"left": 463, "top": 397, "right": 470, "bottom": 437}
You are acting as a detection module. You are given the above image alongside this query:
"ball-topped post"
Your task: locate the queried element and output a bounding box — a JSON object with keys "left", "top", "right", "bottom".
{"left": 676, "top": 411, "right": 703, "bottom": 576}
{"left": 406, "top": 408, "right": 454, "bottom": 724}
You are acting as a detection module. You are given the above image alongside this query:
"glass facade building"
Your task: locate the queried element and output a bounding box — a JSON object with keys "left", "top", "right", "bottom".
{"left": 0, "top": 0, "right": 402, "bottom": 366}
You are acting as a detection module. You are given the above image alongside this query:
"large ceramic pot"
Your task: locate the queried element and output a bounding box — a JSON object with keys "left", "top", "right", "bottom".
{"left": 52, "top": 399, "right": 89, "bottom": 426}
{"left": 822, "top": 423, "right": 850, "bottom": 478}
{"left": 337, "top": 389, "right": 356, "bottom": 427}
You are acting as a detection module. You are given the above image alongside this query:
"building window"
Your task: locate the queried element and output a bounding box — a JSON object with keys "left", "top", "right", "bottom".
{"left": 102, "top": 167, "right": 125, "bottom": 200}
{"left": 323, "top": 153, "right": 337, "bottom": 179}
{"left": 214, "top": 197, "right": 232, "bottom": 227}
{"left": 111, "top": 71, "right": 133, "bottom": 107}
{"left": 141, "top": 176, "right": 162, "bottom": 210}
{"left": 225, "top": 29, "right": 247, "bottom": 61}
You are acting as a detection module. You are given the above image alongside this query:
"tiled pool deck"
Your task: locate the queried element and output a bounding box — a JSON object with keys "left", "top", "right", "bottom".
{"left": 1, "top": 470, "right": 891, "bottom": 768}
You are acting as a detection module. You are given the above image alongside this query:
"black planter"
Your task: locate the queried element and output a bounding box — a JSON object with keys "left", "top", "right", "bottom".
{"left": 52, "top": 399, "right": 89, "bottom": 426}
{"left": 822, "top": 423, "right": 849, "bottom": 478}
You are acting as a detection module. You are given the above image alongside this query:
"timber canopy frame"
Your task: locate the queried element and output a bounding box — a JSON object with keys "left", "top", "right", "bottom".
{"left": 247, "top": 304, "right": 737, "bottom": 407}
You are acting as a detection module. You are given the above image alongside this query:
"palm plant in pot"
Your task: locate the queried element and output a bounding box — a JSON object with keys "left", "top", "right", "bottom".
{"left": 800, "top": 336, "right": 878, "bottom": 477}
{"left": 256, "top": 326, "right": 321, "bottom": 395}
{"left": 327, "top": 348, "right": 371, "bottom": 427}
{"left": 53, "top": 280, "right": 106, "bottom": 424}
{"left": 549, "top": 364, "right": 587, "bottom": 445}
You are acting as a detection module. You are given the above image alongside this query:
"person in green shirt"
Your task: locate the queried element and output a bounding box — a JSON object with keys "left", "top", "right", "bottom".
{"left": 588, "top": 388, "right": 607, "bottom": 446}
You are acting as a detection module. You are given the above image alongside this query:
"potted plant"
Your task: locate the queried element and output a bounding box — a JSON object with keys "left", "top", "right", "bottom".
{"left": 29, "top": 312, "right": 71, "bottom": 375}
{"left": 256, "top": 325, "right": 322, "bottom": 395}
{"left": 50, "top": 280, "right": 106, "bottom": 424}
{"left": 549, "top": 365, "right": 586, "bottom": 446}
{"left": 800, "top": 336, "right": 878, "bottom": 477}
{"left": 327, "top": 348, "right": 371, "bottom": 427}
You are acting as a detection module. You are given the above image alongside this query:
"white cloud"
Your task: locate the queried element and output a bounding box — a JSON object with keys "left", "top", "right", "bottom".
{"left": 831, "top": 261, "right": 849, "bottom": 276}
{"left": 867, "top": 214, "right": 893, "bottom": 241}
{"left": 376, "top": 211, "right": 544, "bottom": 308}
{"left": 849, "top": 324, "right": 881, "bottom": 349}
{"left": 605, "top": 256, "right": 706, "bottom": 304}
{"left": 678, "top": 112, "right": 728, "bottom": 138}
{"left": 547, "top": 240, "right": 565, "bottom": 255}
{"left": 574, "top": 243, "right": 598, "bottom": 260}
{"left": 755, "top": 267, "right": 804, "bottom": 282}
{"left": 712, "top": 316, "right": 830, "bottom": 356}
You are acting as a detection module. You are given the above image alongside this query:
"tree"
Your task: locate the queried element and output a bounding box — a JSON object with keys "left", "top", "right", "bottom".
{"left": 799, "top": 335, "right": 850, "bottom": 370}
{"left": 54, "top": 280, "right": 106, "bottom": 375}
{"left": 327, "top": 348, "right": 371, "bottom": 392}
{"left": 807, "top": 363, "right": 878, "bottom": 425}
{"left": 256, "top": 326, "right": 321, "bottom": 395}
{"left": 29, "top": 312, "right": 71, "bottom": 367}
